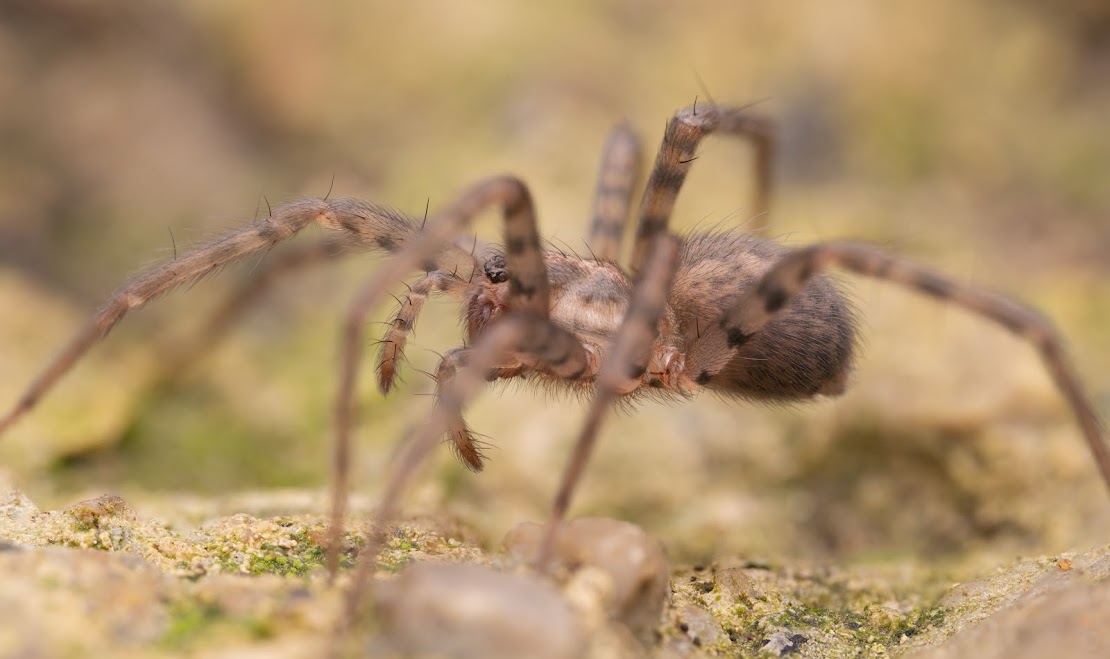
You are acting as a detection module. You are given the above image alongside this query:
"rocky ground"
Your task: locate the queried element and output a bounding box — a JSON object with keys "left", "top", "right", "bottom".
{"left": 2, "top": 484, "right": 1108, "bottom": 658}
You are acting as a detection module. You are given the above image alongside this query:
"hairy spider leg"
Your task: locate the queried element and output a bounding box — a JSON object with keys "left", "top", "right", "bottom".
{"left": 337, "top": 311, "right": 599, "bottom": 635}
{"left": 329, "top": 175, "right": 569, "bottom": 577}
{"left": 630, "top": 104, "right": 774, "bottom": 272}
{"left": 376, "top": 270, "right": 476, "bottom": 394}
{"left": 692, "top": 242, "right": 1110, "bottom": 493}
{"left": 153, "top": 237, "right": 349, "bottom": 386}
{"left": 537, "top": 234, "right": 681, "bottom": 568}
{"left": 586, "top": 124, "right": 642, "bottom": 262}
{"left": 0, "top": 197, "right": 450, "bottom": 436}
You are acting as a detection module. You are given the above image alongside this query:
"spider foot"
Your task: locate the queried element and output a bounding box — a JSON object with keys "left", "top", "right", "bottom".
{"left": 446, "top": 420, "right": 489, "bottom": 472}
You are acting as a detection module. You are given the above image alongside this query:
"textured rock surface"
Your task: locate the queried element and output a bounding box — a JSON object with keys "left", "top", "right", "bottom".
{"left": 503, "top": 517, "right": 670, "bottom": 642}
{"left": 3, "top": 487, "right": 1110, "bottom": 657}
{"left": 376, "top": 562, "right": 587, "bottom": 659}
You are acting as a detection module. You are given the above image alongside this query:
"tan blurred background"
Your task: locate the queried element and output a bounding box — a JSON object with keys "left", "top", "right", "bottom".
{"left": 1, "top": 0, "right": 1108, "bottom": 564}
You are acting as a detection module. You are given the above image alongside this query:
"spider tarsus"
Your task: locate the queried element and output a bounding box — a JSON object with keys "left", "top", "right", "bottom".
{"left": 450, "top": 426, "right": 487, "bottom": 472}
{"left": 377, "top": 355, "right": 398, "bottom": 394}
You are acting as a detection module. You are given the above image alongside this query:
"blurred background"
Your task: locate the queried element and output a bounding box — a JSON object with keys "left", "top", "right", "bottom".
{"left": 1, "top": 0, "right": 1108, "bottom": 566}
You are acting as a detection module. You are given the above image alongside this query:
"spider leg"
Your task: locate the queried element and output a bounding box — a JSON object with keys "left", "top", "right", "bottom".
{"left": 337, "top": 311, "right": 600, "bottom": 631}
{"left": 430, "top": 320, "right": 598, "bottom": 473}
{"left": 329, "top": 175, "right": 553, "bottom": 577}
{"left": 335, "top": 322, "right": 526, "bottom": 638}
{"left": 384, "top": 169, "right": 581, "bottom": 461}
{"left": 586, "top": 124, "right": 641, "bottom": 262}
{"left": 630, "top": 104, "right": 774, "bottom": 271}
{"left": 376, "top": 270, "right": 476, "bottom": 394}
{"left": 430, "top": 346, "right": 522, "bottom": 472}
{"left": 0, "top": 197, "right": 433, "bottom": 436}
{"left": 536, "top": 235, "right": 681, "bottom": 568}
{"left": 697, "top": 241, "right": 1110, "bottom": 493}
{"left": 501, "top": 188, "right": 550, "bottom": 316}
{"left": 432, "top": 348, "right": 493, "bottom": 471}
{"left": 152, "top": 237, "right": 349, "bottom": 386}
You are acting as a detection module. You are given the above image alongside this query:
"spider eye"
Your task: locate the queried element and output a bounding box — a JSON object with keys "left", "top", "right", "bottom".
{"left": 483, "top": 255, "right": 508, "bottom": 283}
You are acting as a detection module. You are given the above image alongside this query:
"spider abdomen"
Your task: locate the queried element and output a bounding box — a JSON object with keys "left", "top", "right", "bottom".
{"left": 673, "top": 232, "right": 857, "bottom": 401}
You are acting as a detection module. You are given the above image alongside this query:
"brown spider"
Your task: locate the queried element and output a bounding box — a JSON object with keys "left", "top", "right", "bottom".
{"left": 1, "top": 104, "right": 1108, "bottom": 627}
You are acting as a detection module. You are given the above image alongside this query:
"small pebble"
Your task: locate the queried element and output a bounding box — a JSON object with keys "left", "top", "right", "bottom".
{"left": 503, "top": 517, "right": 669, "bottom": 642}
{"left": 376, "top": 562, "right": 586, "bottom": 659}
{"left": 714, "top": 566, "right": 754, "bottom": 598}
{"left": 678, "top": 604, "right": 724, "bottom": 647}
{"left": 762, "top": 631, "right": 807, "bottom": 656}
{"left": 64, "top": 495, "right": 136, "bottom": 528}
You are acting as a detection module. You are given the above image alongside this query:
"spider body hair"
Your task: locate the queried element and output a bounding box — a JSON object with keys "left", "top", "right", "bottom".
{"left": 456, "top": 236, "right": 855, "bottom": 403}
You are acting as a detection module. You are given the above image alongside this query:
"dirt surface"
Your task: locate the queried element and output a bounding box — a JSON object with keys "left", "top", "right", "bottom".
{"left": 3, "top": 485, "right": 1109, "bottom": 657}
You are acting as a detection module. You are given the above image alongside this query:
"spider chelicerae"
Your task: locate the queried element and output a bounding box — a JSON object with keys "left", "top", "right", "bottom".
{"left": 2, "top": 104, "right": 1107, "bottom": 611}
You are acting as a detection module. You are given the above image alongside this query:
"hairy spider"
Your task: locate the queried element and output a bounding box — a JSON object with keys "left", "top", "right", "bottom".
{"left": 1, "top": 104, "right": 1107, "bottom": 626}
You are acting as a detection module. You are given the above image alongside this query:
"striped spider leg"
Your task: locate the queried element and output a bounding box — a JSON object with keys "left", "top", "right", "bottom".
{"left": 0, "top": 197, "right": 477, "bottom": 436}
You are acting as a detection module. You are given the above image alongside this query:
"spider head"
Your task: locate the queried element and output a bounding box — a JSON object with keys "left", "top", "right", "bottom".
{"left": 482, "top": 254, "right": 508, "bottom": 283}
{"left": 468, "top": 254, "right": 511, "bottom": 340}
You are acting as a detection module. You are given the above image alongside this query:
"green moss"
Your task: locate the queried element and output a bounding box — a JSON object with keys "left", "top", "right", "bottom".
{"left": 678, "top": 562, "right": 953, "bottom": 657}
{"left": 375, "top": 529, "right": 421, "bottom": 572}
{"left": 248, "top": 529, "right": 330, "bottom": 576}
{"left": 248, "top": 553, "right": 309, "bottom": 576}
{"left": 160, "top": 597, "right": 281, "bottom": 649}
{"left": 161, "top": 599, "right": 224, "bottom": 649}
{"left": 243, "top": 617, "right": 276, "bottom": 640}
{"left": 894, "top": 606, "right": 947, "bottom": 640}
{"left": 730, "top": 598, "right": 945, "bottom": 653}
{"left": 239, "top": 524, "right": 363, "bottom": 576}
{"left": 805, "top": 602, "right": 947, "bottom": 646}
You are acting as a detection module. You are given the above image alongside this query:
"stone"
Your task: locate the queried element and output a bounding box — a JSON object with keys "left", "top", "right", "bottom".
{"left": 502, "top": 517, "right": 670, "bottom": 641}
{"left": 375, "top": 561, "right": 586, "bottom": 659}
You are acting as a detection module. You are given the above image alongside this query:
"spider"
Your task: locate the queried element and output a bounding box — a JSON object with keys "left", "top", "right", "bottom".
{"left": 1, "top": 104, "right": 1107, "bottom": 621}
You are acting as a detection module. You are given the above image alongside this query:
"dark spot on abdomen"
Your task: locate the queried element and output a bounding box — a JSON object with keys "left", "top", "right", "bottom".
{"left": 726, "top": 327, "right": 752, "bottom": 348}
{"left": 763, "top": 286, "right": 788, "bottom": 313}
